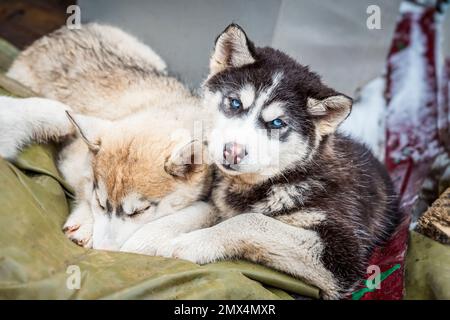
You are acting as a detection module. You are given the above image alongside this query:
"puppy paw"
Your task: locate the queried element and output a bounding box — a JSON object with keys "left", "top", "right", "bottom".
{"left": 156, "top": 231, "right": 222, "bottom": 264}
{"left": 0, "top": 96, "right": 73, "bottom": 160}
{"left": 120, "top": 241, "right": 158, "bottom": 256}
{"left": 63, "top": 220, "right": 93, "bottom": 248}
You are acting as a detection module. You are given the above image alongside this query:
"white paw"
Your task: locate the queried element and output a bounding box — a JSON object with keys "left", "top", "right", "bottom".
{"left": 0, "top": 96, "right": 73, "bottom": 160}
{"left": 120, "top": 226, "right": 177, "bottom": 256}
{"left": 156, "top": 231, "right": 222, "bottom": 264}
{"left": 119, "top": 235, "right": 161, "bottom": 256}
{"left": 63, "top": 217, "right": 93, "bottom": 248}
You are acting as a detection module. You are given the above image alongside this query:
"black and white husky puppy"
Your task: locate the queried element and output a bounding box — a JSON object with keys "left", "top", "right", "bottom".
{"left": 156, "top": 24, "right": 401, "bottom": 299}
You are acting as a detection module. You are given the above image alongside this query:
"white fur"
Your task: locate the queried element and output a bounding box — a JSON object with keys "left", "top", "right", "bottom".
{"left": 239, "top": 84, "right": 256, "bottom": 109}
{"left": 261, "top": 102, "right": 285, "bottom": 122}
{"left": 157, "top": 212, "right": 339, "bottom": 299}
{"left": 90, "top": 184, "right": 156, "bottom": 250}
{"left": 0, "top": 97, "right": 73, "bottom": 159}
{"left": 63, "top": 200, "right": 94, "bottom": 248}
{"left": 120, "top": 201, "right": 214, "bottom": 255}
{"left": 207, "top": 73, "right": 308, "bottom": 176}
{"left": 207, "top": 73, "right": 289, "bottom": 176}
{"left": 254, "top": 72, "right": 283, "bottom": 111}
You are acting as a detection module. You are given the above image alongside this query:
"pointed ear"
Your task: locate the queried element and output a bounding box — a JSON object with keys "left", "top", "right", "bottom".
{"left": 307, "top": 95, "right": 352, "bottom": 136}
{"left": 209, "top": 23, "right": 256, "bottom": 76}
{"left": 66, "top": 111, "right": 106, "bottom": 154}
{"left": 164, "top": 140, "right": 207, "bottom": 179}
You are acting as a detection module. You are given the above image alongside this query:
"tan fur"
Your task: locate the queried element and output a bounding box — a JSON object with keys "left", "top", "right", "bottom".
{"left": 93, "top": 125, "right": 209, "bottom": 205}
{"left": 307, "top": 96, "right": 352, "bottom": 137}
{"left": 5, "top": 23, "right": 212, "bottom": 248}
{"left": 209, "top": 25, "right": 255, "bottom": 76}
{"left": 275, "top": 210, "right": 326, "bottom": 228}
{"left": 7, "top": 24, "right": 199, "bottom": 121}
{"left": 7, "top": 23, "right": 211, "bottom": 196}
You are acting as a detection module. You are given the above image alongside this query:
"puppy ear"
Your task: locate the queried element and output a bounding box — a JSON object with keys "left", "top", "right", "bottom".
{"left": 164, "top": 140, "right": 207, "bottom": 179}
{"left": 307, "top": 95, "right": 352, "bottom": 136}
{"left": 66, "top": 111, "right": 106, "bottom": 154}
{"left": 209, "top": 23, "right": 256, "bottom": 76}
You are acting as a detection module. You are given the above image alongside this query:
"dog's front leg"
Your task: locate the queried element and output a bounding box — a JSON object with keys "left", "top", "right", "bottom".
{"left": 120, "top": 201, "right": 216, "bottom": 255}
{"left": 157, "top": 212, "right": 341, "bottom": 299}
{"left": 0, "top": 96, "right": 75, "bottom": 159}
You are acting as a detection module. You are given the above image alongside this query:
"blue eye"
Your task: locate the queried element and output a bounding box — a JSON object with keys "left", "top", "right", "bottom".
{"left": 230, "top": 98, "right": 242, "bottom": 110}
{"left": 270, "top": 118, "right": 285, "bottom": 129}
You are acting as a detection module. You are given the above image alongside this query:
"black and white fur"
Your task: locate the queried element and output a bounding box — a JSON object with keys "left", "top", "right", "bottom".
{"left": 153, "top": 24, "right": 401, "bottom": 299}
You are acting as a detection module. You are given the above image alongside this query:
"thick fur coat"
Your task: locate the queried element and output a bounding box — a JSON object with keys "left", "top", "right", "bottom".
{"left": 0, "top": 24, "right": 212, "bottom": 250}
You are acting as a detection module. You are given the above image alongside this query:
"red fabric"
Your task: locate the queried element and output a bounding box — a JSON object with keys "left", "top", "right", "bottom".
{"left": 350, "top": 1, "right": 447, "bottom": 300}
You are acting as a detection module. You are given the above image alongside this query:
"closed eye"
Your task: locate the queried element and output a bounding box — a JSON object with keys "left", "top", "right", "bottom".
{"left": 129, "top": 204, "right": 152, "bottom": 217}
{"left": 95, "top": 194, "right": 105, "bottom": 210}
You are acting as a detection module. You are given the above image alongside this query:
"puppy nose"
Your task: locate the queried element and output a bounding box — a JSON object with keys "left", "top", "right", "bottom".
{"left": 223, "top": 142, "right": 247, "bottom": 165}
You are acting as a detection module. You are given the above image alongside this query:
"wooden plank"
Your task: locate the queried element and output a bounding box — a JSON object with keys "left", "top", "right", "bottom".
{"left": 417, "top": 188, "right": 450, "bottom": 244}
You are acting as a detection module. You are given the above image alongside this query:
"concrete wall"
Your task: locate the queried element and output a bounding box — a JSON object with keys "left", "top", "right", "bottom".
{"left": 272, "top": 0, "right": 402, "bottom": 95}
{"left": 79, "top": 0, "right": 282, "bottom": 89}
{"left": 80, "top": 0, "right": 449, "bottom": 96}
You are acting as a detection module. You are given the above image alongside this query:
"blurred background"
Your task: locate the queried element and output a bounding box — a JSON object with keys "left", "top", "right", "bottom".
{"left": 1, "top": 0, "right": 449, "bottom": 97}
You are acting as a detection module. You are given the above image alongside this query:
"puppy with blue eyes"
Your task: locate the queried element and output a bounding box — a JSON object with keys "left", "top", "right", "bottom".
{"left": 152, "top": 24, "right": 401, "bottom": 299}
{"left": 0, "top": 24, "right": 213, "bottom": 250}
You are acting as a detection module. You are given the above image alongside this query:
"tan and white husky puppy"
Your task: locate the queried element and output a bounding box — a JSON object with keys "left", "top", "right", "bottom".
{"left": 0, "top": 24, "right": 213, "bottom": 250}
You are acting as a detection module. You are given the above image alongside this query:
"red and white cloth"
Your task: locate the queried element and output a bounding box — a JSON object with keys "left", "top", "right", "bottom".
{"left": 350, "top": 0, "right": 449, "bottom": 300}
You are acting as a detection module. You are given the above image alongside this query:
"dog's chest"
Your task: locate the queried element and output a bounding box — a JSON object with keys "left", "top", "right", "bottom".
{"left": 211, "top": 173, "right": 315, "bottom": 218}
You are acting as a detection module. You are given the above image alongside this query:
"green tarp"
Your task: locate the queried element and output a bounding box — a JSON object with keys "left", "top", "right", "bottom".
{"left": 404, "top": 231, "right": 450, "bottom": 300}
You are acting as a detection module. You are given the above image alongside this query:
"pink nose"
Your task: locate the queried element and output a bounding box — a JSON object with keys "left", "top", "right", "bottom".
{"left": 223, "top": 142, "right": 247, "bottom": 165}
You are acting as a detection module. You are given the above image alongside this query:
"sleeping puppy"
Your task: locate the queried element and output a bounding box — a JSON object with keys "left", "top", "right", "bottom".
{"left": 0, "top": 23, "right": 213, "bottom": 250}
{"left": 149, "top": 24, "right": 401, "bottom": 299}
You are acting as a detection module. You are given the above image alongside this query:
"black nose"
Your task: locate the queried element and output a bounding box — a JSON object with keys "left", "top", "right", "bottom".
{"left": 223, "top": 142, "right": 247, "bottom": 165}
